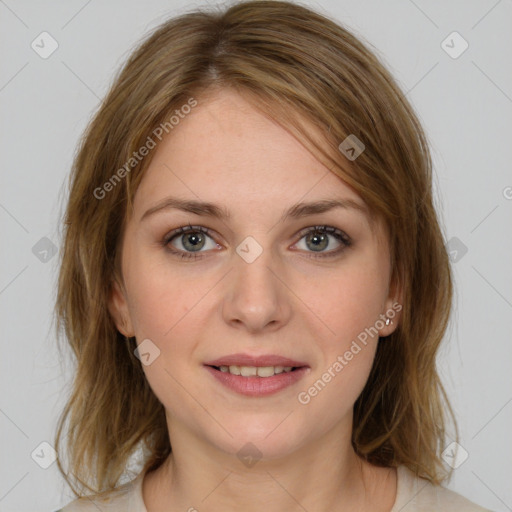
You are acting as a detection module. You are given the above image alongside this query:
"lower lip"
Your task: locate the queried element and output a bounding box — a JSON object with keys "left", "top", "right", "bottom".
{"left": 204, "top": 366, "right": 309, "bottom": 396}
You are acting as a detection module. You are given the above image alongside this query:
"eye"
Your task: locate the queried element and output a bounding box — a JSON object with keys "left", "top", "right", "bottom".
{"left": 162, "top": 224, "right": 352, "bottom": 261}
{"left": 293, "top": 225, "right": 351, "bottom": 258}
{"left": 163, "top": 224, "right": 219, "bottom": 260}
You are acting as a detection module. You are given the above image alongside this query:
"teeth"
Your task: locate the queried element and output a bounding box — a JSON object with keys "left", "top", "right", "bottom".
{"left": 240, "top": 366, "right": 257, "bottom": 377}
{"left": 228, "top": 365, "right": 241, "bottom": 375}
{"left": 218, "top": 365, "right": 296, "bottom": 377}
{"left": 255, "top": 366, "right": 274, "bottom": 377}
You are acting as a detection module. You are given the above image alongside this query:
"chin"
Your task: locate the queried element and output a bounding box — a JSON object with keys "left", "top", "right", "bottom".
{"left": 207, "top": 413, "right": 308, "bottom": 462}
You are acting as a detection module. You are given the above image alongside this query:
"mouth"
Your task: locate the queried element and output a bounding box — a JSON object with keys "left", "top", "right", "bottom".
{"left": 204, "top": 354, "right": 311, "bottom": 397}
{"left": 206, "top": 364, "right": 305, "bottom": 377}
{"left": 203, "top": 355, "right": 310, "bottom": 396}
{"left": 204, "top": 353, "right": 309, "bottom": 369}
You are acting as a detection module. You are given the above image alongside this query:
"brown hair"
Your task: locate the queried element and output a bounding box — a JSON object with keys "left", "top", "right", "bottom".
{"left": 54, "top": 0, "right": 456, "bottom": 498}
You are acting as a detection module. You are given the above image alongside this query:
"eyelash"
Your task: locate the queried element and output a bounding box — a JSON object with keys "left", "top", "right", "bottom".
{"left": 162, "top": 224, "right": 352, "bottom": 261}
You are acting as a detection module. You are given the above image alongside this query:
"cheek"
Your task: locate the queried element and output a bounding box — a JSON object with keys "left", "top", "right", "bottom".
{"left": 296, "top": 266, "right": 383, "bottom": 415}
{"left": 123, "top": 257, "right": 210, "bottom": 408}
{"left": 303, "top": 256, "right": 388, "bottom": 410}
{"left": 303, "top": 257, "right": 388, "bottom": 346}
{"left": 123, "top": 250, "right": 205, "bottom": 341}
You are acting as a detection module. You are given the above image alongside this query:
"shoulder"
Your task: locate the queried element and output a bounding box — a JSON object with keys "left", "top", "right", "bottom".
{"left": 56, "top": 471, "right": 147, "bottom": 512}
{"left": 392, "top": 465, "right": 493, "bottom": 512}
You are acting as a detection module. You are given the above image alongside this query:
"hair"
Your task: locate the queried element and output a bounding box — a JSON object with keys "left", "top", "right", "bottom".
{"left": 54, "top": 0, "right": 456, "bottom": 499}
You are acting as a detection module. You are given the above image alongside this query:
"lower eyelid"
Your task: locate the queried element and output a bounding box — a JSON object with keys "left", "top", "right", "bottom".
{"left": 293, "top": 233, "right": 351, "bottom": 258}
{"left": 164, "top": 228, "right": 218, "bottom": 253}
{"left": 163, "top": 225, "right": 351, "bottom": 257}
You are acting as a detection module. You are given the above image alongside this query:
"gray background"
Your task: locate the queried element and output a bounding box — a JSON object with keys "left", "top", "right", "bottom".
{"left": 0, "top": 1, "right": 511, "bottom": 511}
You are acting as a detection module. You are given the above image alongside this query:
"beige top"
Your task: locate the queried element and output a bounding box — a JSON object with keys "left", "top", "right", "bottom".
{"left": 56, "top": 465, "right": 493, "bottom": 511}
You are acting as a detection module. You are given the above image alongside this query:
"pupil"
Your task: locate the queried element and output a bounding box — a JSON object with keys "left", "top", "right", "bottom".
{"left": 184, "top": 233, "right": 204, "bottom": 251}
{"left": 308, "top": 232, "right": 327, "bottom": 251}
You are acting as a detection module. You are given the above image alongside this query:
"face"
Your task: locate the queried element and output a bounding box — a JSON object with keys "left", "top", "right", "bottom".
{"left": 109, "top": 88, "right": 401, "bottom": 461}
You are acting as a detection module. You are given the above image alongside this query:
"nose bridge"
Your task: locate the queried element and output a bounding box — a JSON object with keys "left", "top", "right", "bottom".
{"left": 222, "top": 234, "right": 290, "bottom": 331}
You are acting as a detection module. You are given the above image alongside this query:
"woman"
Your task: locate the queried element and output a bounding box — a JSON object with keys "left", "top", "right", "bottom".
{"left": 54, "top": 1, "right": 492, "bottom": 510}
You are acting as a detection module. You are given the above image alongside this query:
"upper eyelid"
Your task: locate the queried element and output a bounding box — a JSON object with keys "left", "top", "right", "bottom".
{"left": 297, "top": 225, "right": 350, "bottom": 242}
{"left": 165, "top": 224, "right": 350, "bottom": 247}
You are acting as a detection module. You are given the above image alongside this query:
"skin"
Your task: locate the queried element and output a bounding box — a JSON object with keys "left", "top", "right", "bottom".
{"left": 109, "top": 88, "right": 402, "bottom": 511}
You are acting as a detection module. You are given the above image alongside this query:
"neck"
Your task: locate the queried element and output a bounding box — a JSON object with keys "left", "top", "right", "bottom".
{"left": 143, "top": 416, "right": 396, "bottom": 512}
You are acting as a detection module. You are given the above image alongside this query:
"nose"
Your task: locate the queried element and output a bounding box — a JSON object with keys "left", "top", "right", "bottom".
{"left": 221, "top": 242, "right": 292, "bottom": 334}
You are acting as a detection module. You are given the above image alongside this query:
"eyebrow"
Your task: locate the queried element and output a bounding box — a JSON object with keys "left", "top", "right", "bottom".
{"left": 140, "top": 196, "right": 368, "bottom": 223}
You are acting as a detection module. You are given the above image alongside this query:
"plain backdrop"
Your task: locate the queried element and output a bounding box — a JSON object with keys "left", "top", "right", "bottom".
{"left": 0, "top": 1, "right": 511, "bottom": 511}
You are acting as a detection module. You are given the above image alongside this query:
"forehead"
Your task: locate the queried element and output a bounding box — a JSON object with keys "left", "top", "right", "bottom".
{"left": 133, "top": 89, "right": 365, "bottom": 217}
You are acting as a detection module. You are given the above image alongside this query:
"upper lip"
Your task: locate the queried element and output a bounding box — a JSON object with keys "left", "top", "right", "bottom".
{"left": 204, "top": 353, "right": 309, "bottom": 368}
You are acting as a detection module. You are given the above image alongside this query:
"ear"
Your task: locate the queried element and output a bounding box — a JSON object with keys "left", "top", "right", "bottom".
{"left": 108, "top": 277, "right": 135, "bottom": 337}
{"left": 378, "top": 273, "right": 404, "bottom": 337}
